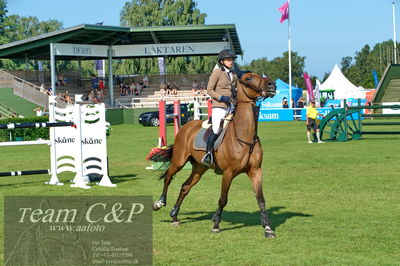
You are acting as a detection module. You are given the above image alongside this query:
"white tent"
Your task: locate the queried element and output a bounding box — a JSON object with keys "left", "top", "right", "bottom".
{"left": 317, "top": 64, "right": 367, "bottom": 99}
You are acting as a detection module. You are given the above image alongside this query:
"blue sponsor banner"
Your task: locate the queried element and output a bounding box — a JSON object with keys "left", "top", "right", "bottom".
{"left": 346, "top": 98, "right": 367, "bottom": 106}
{"left": 258, "top": 106, "right": 365, "bottom": 122}
{"left": 259, "top": 109, "right": 295, "bottom": 121}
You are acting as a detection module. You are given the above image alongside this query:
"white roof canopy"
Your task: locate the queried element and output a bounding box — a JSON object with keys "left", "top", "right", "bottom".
{"left": 318, "top": 64, "right": 366, "bottom": 99}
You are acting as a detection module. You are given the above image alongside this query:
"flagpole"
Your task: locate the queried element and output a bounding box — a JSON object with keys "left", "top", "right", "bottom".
{"left": 288, "top": 0, "right": 292, "bottom": 108}
{"left": 393, "top": 1, "right": 397, "bottom": 64}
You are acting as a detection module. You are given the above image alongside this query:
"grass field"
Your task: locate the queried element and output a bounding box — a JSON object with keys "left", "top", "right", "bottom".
{"left": 1, "top": 121, "right": 400, "bottom": 265}
{"left": 0, "top": 88, "right": 40, "bottom": 118}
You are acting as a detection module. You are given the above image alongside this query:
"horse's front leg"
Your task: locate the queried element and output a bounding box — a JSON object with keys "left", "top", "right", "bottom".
{"left": 248, "top": 167, "right": 276, "bottom": 238}
{"left": 153, "top": 163, "right": 181, "bottom": 211}
{"left": 212, "top": 170, "right": 235, "bottom": 233}
{"left": 169, "top": 162, "right": 208, "bottom": 225}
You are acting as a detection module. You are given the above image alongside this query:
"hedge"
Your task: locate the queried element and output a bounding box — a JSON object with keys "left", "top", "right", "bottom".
{"left": 0, "top": 117, "right": 49, "bottom": 142}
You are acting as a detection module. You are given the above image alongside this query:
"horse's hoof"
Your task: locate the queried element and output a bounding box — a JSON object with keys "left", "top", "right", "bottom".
{"left": 171, "top": 221, "right": 180, "bottom": 227}
{"left": 264, "top": 226, "right": 276, "bottom": 238}
{"left": 265, "top": 232, "right": 276, "bottom": 238}
{"left": 211, "top": 228, "right": 220, "bottom": 233}
{"left": 152, "top": 201, "right": 164, "bottom": 211}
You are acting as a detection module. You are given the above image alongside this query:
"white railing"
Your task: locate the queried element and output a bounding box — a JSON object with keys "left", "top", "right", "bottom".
{"left": 0, "top": 70, "right": 49, "bottom": 108}
{"left": 193, "top": 98, "right": 210, "bottom": 120}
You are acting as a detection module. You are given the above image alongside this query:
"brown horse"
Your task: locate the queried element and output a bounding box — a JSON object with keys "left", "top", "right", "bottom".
{"left": 151, "top": 72, "right": 277, "bottom": 238}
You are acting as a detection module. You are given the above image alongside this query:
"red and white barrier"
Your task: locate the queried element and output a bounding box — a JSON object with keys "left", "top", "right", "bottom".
{"left": 158, "top": 99, "right": 181, "bottom": 147}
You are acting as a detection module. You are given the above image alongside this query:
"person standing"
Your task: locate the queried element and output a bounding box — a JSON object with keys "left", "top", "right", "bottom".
{"left": 306, "top": 100, "right": 325, "bottom": 143}
{"left": 201, "top": 49, "right": 238, "bottom": 166}
{"left": 143, "top": 75, "right": 149, "bottom": 88}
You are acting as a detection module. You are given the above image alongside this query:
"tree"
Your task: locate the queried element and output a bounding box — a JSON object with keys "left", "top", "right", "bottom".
{"left": 241, "top": 51, "right": 306, "bottom": 89}
{"left": 0, "top": 0, "right": 63, "bottom": 69}
{"left": 118, "top": 0, "right": 212, "bottom": 75}
{"left": 340, "top": 56, "right": 352, "bottom": 73}
{"left": 120, "top": 0, "right": 206, "bottom": 27}
{"left": 339, "top": 41, "right": 397, "bottom": 89}
{"left": 0, "top": 0, "right": 8, "bottom": 44}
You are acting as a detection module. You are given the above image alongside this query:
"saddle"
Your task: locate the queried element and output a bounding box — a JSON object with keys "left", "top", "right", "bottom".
{"left": 193, "top": 114, "right": 233, "bottom": 151}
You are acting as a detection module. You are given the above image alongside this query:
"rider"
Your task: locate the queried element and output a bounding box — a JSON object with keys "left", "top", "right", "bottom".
{"left": 201, "top": 49, "right": 238, "bottom": 167}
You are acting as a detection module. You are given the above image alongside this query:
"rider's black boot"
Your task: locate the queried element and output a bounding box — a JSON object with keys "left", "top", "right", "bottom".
{"left": 201, "top": 133, "right": 218, "bottom": 167}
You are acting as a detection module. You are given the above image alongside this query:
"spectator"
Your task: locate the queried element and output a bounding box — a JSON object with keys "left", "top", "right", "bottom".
{"left": 46, "top": 87, "right": 52, "bottom": 95}
{"left": 297, "top": 97, "right": 305, "bottom": 108}
{"left": 65, "top": 91, "right": 73, "bottom": 105}
{"left": 166, "top": 82, "right": 172, "bottom": 95}
{"left": 200, "top": 81, "right": 206, "bottom": 95}
{"left": 171, "top": 81, "right": 179, "bottom": 95}
{"left": 57, "top": 73, "right": 65, "bottom": 86}
{"left": 34, "top": 107, "right": 43, "bottom": 117}
{"left": 143, "top": 75, "right": 149, "bottom": 88}
{"left": 135, "top": 82, "right": 142, "bottom": 95}
{"left": 129, "top": 82, "right": 136, "bottom": 96}
{"left": 99, "top": 78, "right": 105, "bottom": 90}
{"left": 159, "top": 82, "right": 166, "bottom": 96}
{"left": 39, "top": 84, "right": 46, "bottom": 94}
{"left": 282, "top": 97, "right": 289, "bottom": 108}
{"left": 306, "top": 100, "right": 325, "bottom": 143}
{"left": 91, "top": 75, "right": 99, "bottom": 90}
{"left": 295, "top": 96, "right": 306, "bottom": 120}
{"left": 119, "top": 84, "right": 124, "bottom": 96}
{"left": 192, "top": 80, "right": 199, "bottom": 96}
{"left": 88, "top": 89, "right": 96, "bottom": 103}
{"left": 96, "top": 90, "right": 103, "bottom": 103}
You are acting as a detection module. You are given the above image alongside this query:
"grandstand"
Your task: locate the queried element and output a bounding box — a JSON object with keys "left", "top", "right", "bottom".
{"left": 0, "top": 69, "right": 210, "bottom": 109}
{"left": 373, "top": 64, "right": 400, "bottom": 103}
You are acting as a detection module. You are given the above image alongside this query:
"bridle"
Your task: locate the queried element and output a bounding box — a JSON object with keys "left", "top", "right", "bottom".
{"left": 238, "top": 77, "right": 266, "bottom": 102}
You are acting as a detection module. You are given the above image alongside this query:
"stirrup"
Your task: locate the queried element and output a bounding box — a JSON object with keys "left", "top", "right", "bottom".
{"left": 201, "top": 152, "right": 213, "bottom": 167}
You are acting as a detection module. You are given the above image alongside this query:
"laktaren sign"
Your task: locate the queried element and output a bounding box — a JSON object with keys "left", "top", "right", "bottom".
{"left": 54, "top": 42, "right": 229, "bottom": 57}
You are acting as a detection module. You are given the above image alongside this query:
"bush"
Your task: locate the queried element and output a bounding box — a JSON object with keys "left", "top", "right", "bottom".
{"left": 0, "top": 117, "right": 49, "bottom": 141}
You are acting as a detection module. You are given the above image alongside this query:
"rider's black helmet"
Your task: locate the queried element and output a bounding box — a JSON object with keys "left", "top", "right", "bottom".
{"left": 218, "top": 49, "right": 237, "bottom": 61}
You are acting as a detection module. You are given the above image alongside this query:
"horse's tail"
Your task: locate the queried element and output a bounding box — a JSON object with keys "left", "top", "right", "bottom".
{"left": 146, "top": 146, "right": 174, "bottom": 179}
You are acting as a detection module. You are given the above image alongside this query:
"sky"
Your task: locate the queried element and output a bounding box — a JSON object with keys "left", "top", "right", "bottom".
{"left": 6, "top": 0, "right": 399, "bottom": 80}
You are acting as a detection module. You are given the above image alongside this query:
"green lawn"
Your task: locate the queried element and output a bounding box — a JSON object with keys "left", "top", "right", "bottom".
{"left": 0, "top": 121, "right": 399, "bottom": 265}
{"left": 0, "top": 88, "right": 40, "bottom": 118}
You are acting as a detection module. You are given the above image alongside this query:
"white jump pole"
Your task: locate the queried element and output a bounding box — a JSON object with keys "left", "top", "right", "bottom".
{"left": 47, "top": 96, "right": 63, "bottom": 185}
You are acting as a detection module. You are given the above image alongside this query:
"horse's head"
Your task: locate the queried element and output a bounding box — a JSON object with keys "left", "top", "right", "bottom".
{"left": 239, "top": 72, "right": 277, "bottom": 100}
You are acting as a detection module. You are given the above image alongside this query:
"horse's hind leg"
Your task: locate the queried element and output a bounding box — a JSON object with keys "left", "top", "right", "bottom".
{"left": 248, "top": 167, "right": 276, "bottom": 238}
{"left": 170, "top": 161, "right": 208, "bottom": 225}
{"left": 153, "top": 155, "right": 188, "bottom": 211}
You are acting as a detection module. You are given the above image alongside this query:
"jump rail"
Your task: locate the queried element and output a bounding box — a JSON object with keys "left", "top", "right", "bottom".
{"left": 0, "top": 122, "right": 74, "bottom": 130}
{"left": 0, "top": 169, "right": 50, "bottom": 177}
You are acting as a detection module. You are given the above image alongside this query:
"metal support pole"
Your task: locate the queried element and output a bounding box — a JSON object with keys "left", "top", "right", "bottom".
{"left": 50, "top": 43, "right": 56, "bottom": 96}
{"left": 24, "top": 54, "right": 29, "bottom": 70}
{"left": 78, "top": 59, "right": 82, "bottom": 86}
{"left": 357, "top": 99, "right": 362, "bottom": 138}
{"left": 159, "top": 100, "right": 166, "bottom": 147}
{"left": 393, "top": 2, "right": 398, "bottom": 64}
{"left": 344, "top": 99, "right": 348, "bottom": 141}
{"left": 108, "top": 46, "right": 114, "bottom": 107}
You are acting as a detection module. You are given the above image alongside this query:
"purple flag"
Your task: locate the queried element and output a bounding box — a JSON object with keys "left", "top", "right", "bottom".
{"left": 303, "top": 72, "right": 314, "bottom": 101}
